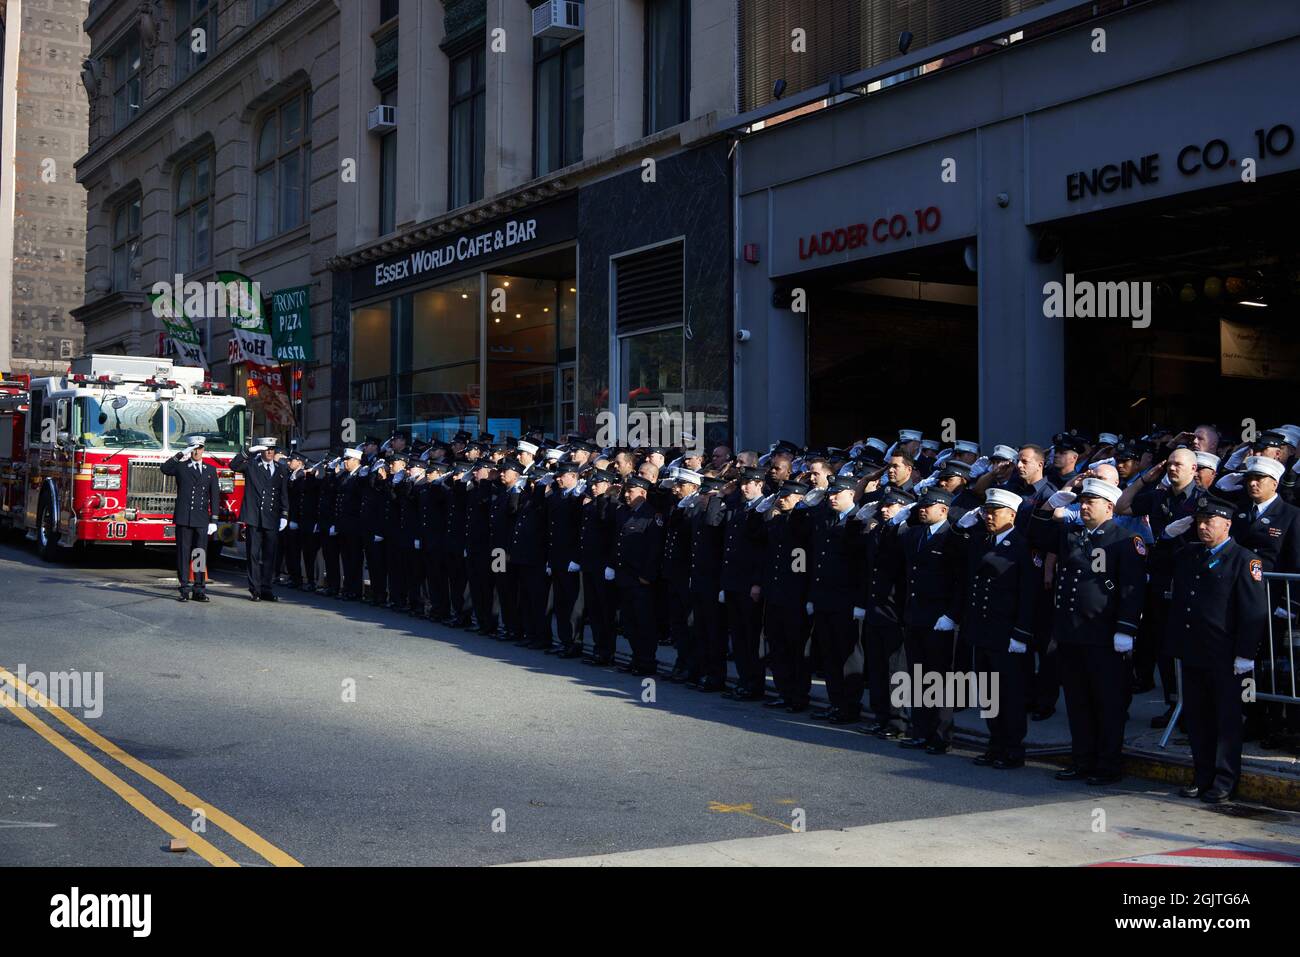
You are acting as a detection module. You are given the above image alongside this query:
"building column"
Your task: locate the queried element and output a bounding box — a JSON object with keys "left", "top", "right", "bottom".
{"left": 484, "top": 0, "right": 533, "bottom": 194}
{"left": 402, "top": 0, "right": 448, "bottom": 225}
{"left": 583, "top": 0, "right": 644, "bottom": 157}
{"left": 976, "top": 119, "right": 1065, "bottom": 445}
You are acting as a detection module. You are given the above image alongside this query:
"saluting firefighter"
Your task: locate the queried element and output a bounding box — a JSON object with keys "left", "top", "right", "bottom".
{"left": 1029, "top": 477, "right": 1146, "bottom": 785}
{"left": 1167, "top": 496, "right": 1269, "bottom": 803}
{"left": 229, "top": 436, "right": 290, "bottom": 602}
{"left": 160, "top": 434, "right": 220, "bottom": 602}
{"left": 612, "top": 474, "right": 665, "bottom": 676}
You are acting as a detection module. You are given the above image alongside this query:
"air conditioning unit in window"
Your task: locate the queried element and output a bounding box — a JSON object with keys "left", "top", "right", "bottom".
{"left": 367, "top": 104, "right": 397, "bottom": 134}
{"left": 532, "top": 0, "right": 583, "bottom": 39}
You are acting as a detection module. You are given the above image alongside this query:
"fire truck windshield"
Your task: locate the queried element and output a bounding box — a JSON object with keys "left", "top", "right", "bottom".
{"left": 76, "top": 395, "right": 245, "bottom": 452}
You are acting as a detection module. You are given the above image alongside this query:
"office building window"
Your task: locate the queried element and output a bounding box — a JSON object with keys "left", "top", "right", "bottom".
{"left": 254, "top": 90, "right": 312, "bottom": 242}
{"left": 112, "top": 34, "right": 142, "bottom": 130}
{"left": 174, "top": 0, "right": 217, "bottom": 81}
{"left": 645, "top": 0, "right": 688, "bottom": 134}
{"left": 534, "top": 37, "right": 584, "bottom": 177}
{"left": 378, "top": 88, "right": 397, "bottom": 235}
{"left": 174, "top": 154, "right": 213, "bottom": 272}
{"left": 379, "top": 0, "right": 398, "bottom": 22}
{"left": 111, "top": 197, "right": 141, "bottom": 292}
{"left": 448, "top": 47, "right": 485, "bottom": 209}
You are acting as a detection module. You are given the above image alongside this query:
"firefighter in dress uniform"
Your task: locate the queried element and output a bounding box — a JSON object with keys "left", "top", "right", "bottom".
{"left": 160, "top": 434, "right": 220, "bottom": 602}
{"left": 229, "top": 437, "right": 289, "bottom": 601}
{"left": 612, "top": 474, "right": 665, "bottom": 676}
{"left": 1167, "top": 495, "right": 1269, "bottom": 802}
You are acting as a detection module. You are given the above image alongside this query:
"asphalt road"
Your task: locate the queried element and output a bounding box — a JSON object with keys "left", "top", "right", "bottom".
{"left": 1, "top": 536, "right": 1296, "bottom": 867}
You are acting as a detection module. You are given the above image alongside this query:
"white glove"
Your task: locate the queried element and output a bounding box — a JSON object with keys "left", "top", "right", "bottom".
{"left": 545, "top": 564, "right": 552, "bottom": 577}
{"left": 932, "top": 449, "right": 953, "bottom": 468}
{"left": 329, "top": 525, "right": 337, "bottom": 536}
{"left": 755, "top": 493, "right": 776, "bottom": 513}
{"left": 718, "top": 589, "right": 726, "bottom": 604}
{"left": 567, "top": 561, "right": 580, "bottom": 573}
{"left": 1113, "top": 633, "right": 1134, "bottom": 653}
{"left": 1233, "top": 657, "right": 1254, "bottom": 675}
{"left": 279, "top": 518, "right": 288, "bottom": 532}
{"left": 249, "top": 445, "right": 267, "bottom": 454}
{"left": 1162, "top": 515, "right": 1193, "bottom": 539}
{"left": 374, "top": 534, "right": 384, "bottom": 543}
{"left": 957, "top": 509, "right": 980, "bottom": 528}
{"left": 538, "top": 473, "right": 555, "bottom": 486}
{"left": 852, "top": 606, "right": 866, "bottom": 620}
{"left": 604, "top": 566, "right": 615, "bottom": 581}
{"left": 890, "top": 502, "right": 916, "bottom": 526}
{"left": 806, "top": 602, "right": 815, "bottom": 615}
{"left": 1274, "top": 606, "right": 1296, "bottom": 621}
{"left": 392, "top": 473, "right": 403, "bottom": 484}
{"left": 914, "top": 473, "right": 938, "bottom": 492}
{"left": 288, "top": 521, "right": 299, "bottom": 530}
{"left": 969, "top": 456, "right": 991, "bottom": 478}
{"left": 414, "top": 539, "right": 420, "bottom": 550}
{"left": 1008, "top": 638, "right": 1027, "bottom": 654}
{"left": 1046, "top": 490, "right": 1077, "bottom": 508}
{"left": 1214, "top": 472, "right": 1244, "bottom": 492}
{"left": 312, "top": 524, "right": 319, "bottom": 533}
{"left": 934, "top": 615, "right": 957, "bottom": 632}
{"left": 206, "top": 522, "right": 217, "bottom": 536}
{"left": 184, "top": 445, "right": 201, "bottom": 458}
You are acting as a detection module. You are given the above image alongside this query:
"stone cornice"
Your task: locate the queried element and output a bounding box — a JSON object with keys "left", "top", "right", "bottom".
{"left": 76, "top": 0, "right": 337, "bottom": 185}
{"left": 70, "top": 290, "right": 146, "bottom": 324}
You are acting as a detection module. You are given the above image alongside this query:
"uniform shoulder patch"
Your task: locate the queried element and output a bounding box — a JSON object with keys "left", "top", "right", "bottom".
{"left": 1250, "top": 559, "right": 1263, "bottom": 583}
{"left": 1132, "top": 535, "right": 1146, "bottom": 557}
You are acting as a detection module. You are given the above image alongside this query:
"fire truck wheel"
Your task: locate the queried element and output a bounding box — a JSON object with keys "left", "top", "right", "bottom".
{"left": 36, "top": 496, "right": 61, "bottom": 563}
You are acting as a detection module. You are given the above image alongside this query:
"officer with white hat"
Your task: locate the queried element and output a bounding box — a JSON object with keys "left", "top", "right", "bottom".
{"left": 160, "top": 435, "right": 220, "bottom": 602}
{"left": 230, "top": 436, "right": 289, "bottom": 601}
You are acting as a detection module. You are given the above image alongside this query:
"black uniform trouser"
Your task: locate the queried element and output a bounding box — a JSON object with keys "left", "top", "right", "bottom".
{"left": 298, "top": 530, "right": 319, "bottom": 586}
{"left": 904, "top": 625, "right": 956, "bottom": 743}
{"left": 654, "top": 579, "right": 671, "bottom": 643}
{"left": 726, "top": 590, "right": 765, "bottom": 691}
{"left": 694, "top": 591, "right": 728, "bottom": 681}
{"left": 386, "top": 539, "right": 409, "bottom": 606}
{"left": 818, "top": 610, "right": 865, "bottom": 717}
{"left": 1030, "top": 590, "right": 1060, "bottom": 712}
{"left": 468, "top": 549, "right": 495, "bottom": 630}
{"left": 1058, "top": 642, "right": 1129, "bottom": 776}
{"left": 445, "top": 547, "right": 468, "bottom": 618}
{"left": 423, "top": 546, "right": 449, "bottom": 618}
{"left": 1181, "top": 661, "right": 1244, "bottom": 794}
{"left": 341, "top": 532, "right": 365, "bottom": 595}
{"left": 246, "top": 526, "right": 279, "bottom": 594}
{"left": 175, "top": 525, "right": 209, "bottom": 594}
{"left": 322, "top": 531, "right": 342, "bottom": 592}
{"left": 364, "top": 536, "right": 387, "bottom": 603}
{"left": 582, "top": 568, "right": 617, "bottom": 658}
{"left": 495, "top": 563, "right": 520, "bottom": 638}
{"left": 974, "top": 644, "right": 1028, "bottom": 760}
{"left": 283, "top": 527, "right": 303, "bottom": 584}
{"left": 667, "top": 576, "right": 694, "bottom": 673}
{"left": 1138, "top": 589, "right": 1177, "bottom": 704}
{"left": 765, "top": 603, "right": 811, "bottom": 705}
{"left": 865, "top": 620, "right": 905, "bottom": 724}
{"left": 551, "top": 568, "right": 581, "bottom": 648}
{"left": 619, "top": 579, "right": 658, "bottom": 668}
{"left": 516, "top": 563, "right": 550, "bottom": 643}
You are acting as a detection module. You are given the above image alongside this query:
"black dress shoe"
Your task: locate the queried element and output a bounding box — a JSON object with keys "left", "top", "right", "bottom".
{"left": 695, "top": 677, "right": 724, "bottom": 692}
{"left": 261, "top": 592, "right": 278, "bottom": 602}
{"left": 809, "top": 708, "right": 838, "bottom": 722}
{"left": 763, "top": 697, "right": 792, "bottom": 709}
{"left": 1200, "top": 787, "right": 1231, "bottom": 804}
{"left": 526, "top": 640, "right": 551, "bottom": 650}
{"left": 619, "top": 664, "right": 657, "bottom": 677}
{"left": 557, "top": 646, "right": 584, "bottom": 660}
{"left": 973, "top": 752, "right": 998, "bottom": 766}
{"left": 321, "top": 588, "right": 338, "bottom": 597}
{"left": 178, "top": 592, "right": 190, "bottom": 602}
{"left": 722, "top": 687, "right": 765, "bottom": 702}
{"left": 1055, "top": 767, "right": 1088, "bottom": 781}
{"left": 581, "top": 655, "right": 615, "bottom": 667}
{"left": 924, "top": 740, "right": 949, "bottom": 754}
{"left": 664, "top": 669, "right": 689, "bottom": 683}
{"left": 993, "top": 757, "right": 1025, "bottom": 770}
{"left": 784, "top": 700, "right": 809, "bottom": 713}
{"left": 192, "top": 592, "right": 209, "bottom": 603}
{"left": 898, "top": 737, "right": 929, "bottom": 749}
{"left": 1031, "top": 708, "right": 1056, "bottom": 722}
{"left": 875, "top": 724, "right": 904, "bottom": 739}
{"left": 829, "top": 712, "right": 861, "bottom": 725}
{"left": 1178, "top": 784, "right": 1203, "bottom": 799}
{"left": 248, "top": 590, "right": 261, "bottom": 602}
{"left": 301, "top": 583, "right": 316, "bottom": 593}
{"left": 1086, "top": 772, "right": 1123, "bottom": 786}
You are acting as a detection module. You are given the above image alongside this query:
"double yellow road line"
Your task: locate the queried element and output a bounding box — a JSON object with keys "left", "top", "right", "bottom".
{"left": 0, "top": 666, "right": 301, "bottom": 867}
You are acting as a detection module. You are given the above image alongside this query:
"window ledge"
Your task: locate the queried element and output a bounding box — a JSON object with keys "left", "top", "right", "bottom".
{"left": 240, "top": 222, "right": 311, "bottom": 264}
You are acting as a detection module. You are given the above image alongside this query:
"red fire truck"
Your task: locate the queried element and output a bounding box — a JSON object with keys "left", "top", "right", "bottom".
{"left": 0, "top": 355, "right": 248, "bottom": 561}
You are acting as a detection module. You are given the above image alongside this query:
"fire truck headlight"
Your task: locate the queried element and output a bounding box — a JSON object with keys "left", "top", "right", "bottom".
{"left": 92, "top": 466, "right": 121, "bottom": 490}
{"left": 218, "top": 469, "right": 235, "bottom": 492}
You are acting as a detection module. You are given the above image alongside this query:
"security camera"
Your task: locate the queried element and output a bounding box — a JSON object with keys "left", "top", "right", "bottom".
{"left": 735, "top": 329, "right": 752, "bottom": 343}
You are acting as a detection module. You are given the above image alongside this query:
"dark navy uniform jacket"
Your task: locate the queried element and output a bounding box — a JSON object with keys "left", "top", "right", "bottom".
{"left": 229, "top": 451, "right": 288, "bottom": 530}
{"left": 1130, "top": 481, "right": 1201, "bottom": 586}
{"left": 1030, "top": 516, "right": 1146, "bottom": 647}
{"left": 489, "top": 481, "right": 521, "bottom": 554}
{"left": 957, "top": 526, "right": 1038, "bottom": 650}
{"left": 808, "top": 502, "right": 867, "bottom": 614}
{"left": 1167, "top": 537, "right": 1268, "bottom": 667}
{"left": 896, "top": 520, "right": 965, "bottom": 630}
{"left": 1226, "top": 494, "right": 1300, "bottom": 575}
{"left": 316, "top": 469, "right": 339, "bottom": 533}
{"left": 336, "top": 470, "right": 366, "bottom": 536}
{"left": 863, "top": 519, "right": 905, "bottom": 628}
{"left": 613, "top": 500, "right": 664, "bottom": 584}
{"left": 545, "top": 486, "right": 583, "bottom": 571}
{"left": 160, "top": 454, "right": 219, "bottom": 528}
{"left": 661, "top": 496, "right": 696, "bottom": 587}
{"left": 688, "top": 494, "right": 725, "bottom": 597}
{"left": 719, "top": 491, "right": 762, "bottom": 593}
{"left": 578, "top": 494, "right": 614, "bottom": 571}
{"left": 509, "top": 482, "right": 548, "bottom": 567}
{"left": 749, "top": 506, "right": 810, "bottom": 609}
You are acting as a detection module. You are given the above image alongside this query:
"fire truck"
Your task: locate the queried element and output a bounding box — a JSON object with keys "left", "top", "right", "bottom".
{"left": 0, "top": 355, "right": 248, "bottom": 561}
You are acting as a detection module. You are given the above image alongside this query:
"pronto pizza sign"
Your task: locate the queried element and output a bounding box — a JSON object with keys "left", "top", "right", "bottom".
{"left": 798, "top": 205, "right": 942, "bottom": 261}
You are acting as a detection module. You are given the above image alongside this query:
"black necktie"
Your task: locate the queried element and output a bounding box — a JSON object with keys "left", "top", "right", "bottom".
{"left": 1250, "top": 504, "right": 1259, "bottom": 523}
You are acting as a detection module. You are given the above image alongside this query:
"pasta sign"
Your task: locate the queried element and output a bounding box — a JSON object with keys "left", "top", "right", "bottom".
{"left": 271, "top": 285, "right": 314, "bottom": 362}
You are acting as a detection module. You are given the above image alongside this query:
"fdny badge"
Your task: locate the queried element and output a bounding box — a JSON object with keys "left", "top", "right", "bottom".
{"left": 1133, "top": 536, "right": 1146, "bottom": 557}
{"left": 1250, "top": 559, "right": 1263, "bottom": 583}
